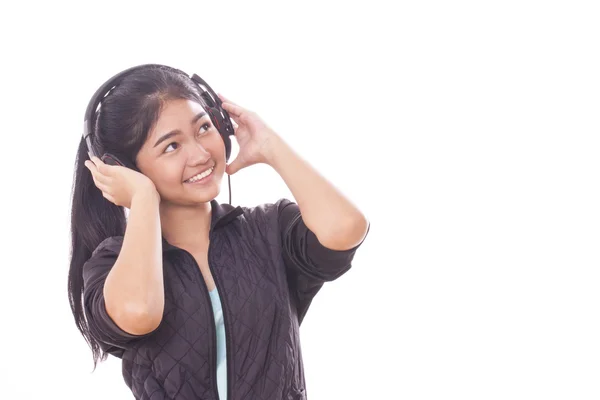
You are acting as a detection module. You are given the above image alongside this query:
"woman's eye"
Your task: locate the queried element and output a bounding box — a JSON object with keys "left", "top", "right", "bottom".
{"left": 199, "top": 122, "right": 212, "bottom": 135}
{"left": 164, "top": 142, "right": 179, "bottom": 153}
{"left": 163, "top": 123, "right": 212, "bottom": 154}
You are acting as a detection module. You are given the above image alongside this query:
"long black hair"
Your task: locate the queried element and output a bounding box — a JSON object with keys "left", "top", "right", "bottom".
{"left": 68, "top": 65, "right": 205, "bottom": 370}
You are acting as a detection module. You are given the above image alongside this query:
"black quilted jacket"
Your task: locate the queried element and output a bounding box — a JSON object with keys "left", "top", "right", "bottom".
{"left": 82, "top": 198, "right": 368, "bottom": 399}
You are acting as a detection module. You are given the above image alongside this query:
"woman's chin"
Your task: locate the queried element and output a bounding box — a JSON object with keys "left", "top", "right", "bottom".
{"left": 188, "top": 182, "right": 220, "bottom": 203}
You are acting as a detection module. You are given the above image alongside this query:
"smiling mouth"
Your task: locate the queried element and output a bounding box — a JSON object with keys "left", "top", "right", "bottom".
{"left": 184, "top": 166, "right": 216, "bottom": 183}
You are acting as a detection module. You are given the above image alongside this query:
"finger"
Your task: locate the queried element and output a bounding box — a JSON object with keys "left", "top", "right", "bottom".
{"left": 85, "top": 160, "right": 111, "bottom": 185}
{"left": 89, "top": 156, "right": 114, "bottom": 176}
{"left": 84, "top": 159, "right": 99, "bottom": 177}
{"left": 217, "top": 93, "right": 235, "bottom": 105}
{"left": 226, "top": 156, "right": 244, "bottom": 176}
{"left": 101, "top": 191, "right": 116, "bottom": 205}
{"left": 89, "top": 171, "right": 111, "bottom": 193}
{"left": 88, "top": 156, "right": 103, "bottom": 174}
{"left": 85, "top": 159, "right": 99, "bottom": 171}
{"left": 220, "top": 101, "right": 245, "bottom": 119}
{"left": 218, "top": 93, "right": 246, "bottom": 112}
{"left": 96, "top": 182, "right": 112, "bottom": 194}
{"left": 89, "top": 156, "right": 102, "bottom": 166}
{"left": 92, "top": 157, "right": 106, "bottom": 172}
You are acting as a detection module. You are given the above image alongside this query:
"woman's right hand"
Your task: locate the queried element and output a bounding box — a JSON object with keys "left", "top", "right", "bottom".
{"left": 84, "top": 156, "right": 159, "bottom": 209}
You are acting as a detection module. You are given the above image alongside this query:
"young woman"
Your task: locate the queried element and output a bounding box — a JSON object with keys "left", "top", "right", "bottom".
{"left": 68, "top": 64, "right": 370, "bottom": 400}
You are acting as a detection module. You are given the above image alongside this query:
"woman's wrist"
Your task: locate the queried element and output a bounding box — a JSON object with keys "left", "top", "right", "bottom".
{"left": 132, "top": 187, "right": 160, "bottom": 207}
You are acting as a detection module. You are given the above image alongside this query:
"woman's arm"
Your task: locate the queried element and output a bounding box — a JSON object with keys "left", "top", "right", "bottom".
{"left": 217, "top": 94, "right": 368, "bottom": 250}
{"left": 103, "top": 189, "right": 165, "bottom": 334}
{"left": 264, "top": 134, "right": 369, "bottom": 251}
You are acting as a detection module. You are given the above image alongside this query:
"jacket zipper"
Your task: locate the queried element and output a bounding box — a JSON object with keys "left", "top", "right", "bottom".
{"left": 207, "top": 236, "right": 233, "bottom": 400}
{"left": 181, "top": 232, "right": 232, "bottom": 400}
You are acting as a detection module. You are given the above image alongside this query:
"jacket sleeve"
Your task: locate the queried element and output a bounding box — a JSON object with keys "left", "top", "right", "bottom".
{"left": 277, "top": 198, "right": 370, "bottom": 325}
{"left": 82, "top": 236, "right": 158, "bottom": 358}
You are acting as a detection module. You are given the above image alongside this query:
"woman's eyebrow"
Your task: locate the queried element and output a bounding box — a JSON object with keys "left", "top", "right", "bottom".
{"left": 153, "top": 111, "right": 208, "bottom": 148}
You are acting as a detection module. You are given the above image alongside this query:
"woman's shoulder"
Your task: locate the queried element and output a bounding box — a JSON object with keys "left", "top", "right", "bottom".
{"left": 233, "top": 198, "right": 302, "bottom": 240}
{"left": 238, "top": 197, "right": 297, "bottom": 219}
{"left": 90, "top": 236, "right": 125, "bottom": 258}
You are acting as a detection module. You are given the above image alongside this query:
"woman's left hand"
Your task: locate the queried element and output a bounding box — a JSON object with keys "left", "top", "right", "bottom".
{"left": 218, "top": 93, "right": 280, "bottom": 175}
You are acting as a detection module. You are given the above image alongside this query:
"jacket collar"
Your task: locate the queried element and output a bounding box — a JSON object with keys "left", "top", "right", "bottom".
{"left": 161, "top": 199, "right": 244, "bottom": 252}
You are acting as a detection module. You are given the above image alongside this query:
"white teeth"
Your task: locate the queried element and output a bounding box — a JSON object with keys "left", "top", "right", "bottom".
{"left": 186, "top": 166, "right": 214, "bottom": 183}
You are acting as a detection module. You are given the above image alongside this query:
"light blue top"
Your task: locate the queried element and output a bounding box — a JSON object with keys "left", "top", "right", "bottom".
{"left": 209, "top": 286, "right": 227, "bottom": 399}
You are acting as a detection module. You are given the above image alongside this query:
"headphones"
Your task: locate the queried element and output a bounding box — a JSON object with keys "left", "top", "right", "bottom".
{"left": 83, "top": 64, "right": 234, "bottom": 166}
{"left": 82, "top": 63, "right": 235, "bottom": 202}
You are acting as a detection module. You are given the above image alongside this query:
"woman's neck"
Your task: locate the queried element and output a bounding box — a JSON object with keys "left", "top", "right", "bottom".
{"left": 159, "top": 201, "right": 212, "bottom": 253}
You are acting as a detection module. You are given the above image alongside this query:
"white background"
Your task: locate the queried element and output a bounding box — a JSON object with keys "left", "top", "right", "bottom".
{"left": 0, "top": 1, "right": 599, "bottom": 399}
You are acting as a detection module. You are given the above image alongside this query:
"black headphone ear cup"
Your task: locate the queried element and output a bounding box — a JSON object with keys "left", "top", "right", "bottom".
{"left": 205, "top": 106, "right": 233, "bottom": 162}
{"left": 101, "top": 153, "right": 123, "bottom": 166}
{"left": 206, "top": 107, "right": 221, "bottom": 131}
{"left": 223, "top": 135, "right": 232, "bottom": 162}
{"left": 101, "top": 153, "right": 140, "bottom": 171}
{"left": 189, "top": 73, "right": 234, "bottom": 162}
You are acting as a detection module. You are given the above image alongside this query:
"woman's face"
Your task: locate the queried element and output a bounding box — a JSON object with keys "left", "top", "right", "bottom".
{"left": 136, "top": 98, "right": 227, "bottom": 206}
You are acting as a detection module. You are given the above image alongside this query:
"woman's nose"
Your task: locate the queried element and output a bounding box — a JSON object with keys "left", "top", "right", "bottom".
{"left": 187, "top": 142, "right": 211, "bottom": 164}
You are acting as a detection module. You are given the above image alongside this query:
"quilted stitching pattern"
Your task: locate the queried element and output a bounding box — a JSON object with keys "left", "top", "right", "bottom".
{"left": 82, "top": 198, "right": 366, "bottom": 399}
